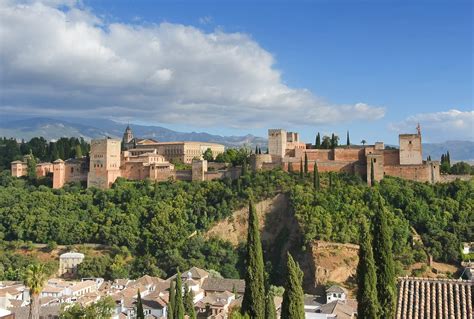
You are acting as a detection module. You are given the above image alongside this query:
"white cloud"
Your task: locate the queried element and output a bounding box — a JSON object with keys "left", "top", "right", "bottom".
{"left": 0, "top": 0, "right": 385, "bottom": 128}
{"left": 389, "top": 109, "right": 474, "bottom": 142}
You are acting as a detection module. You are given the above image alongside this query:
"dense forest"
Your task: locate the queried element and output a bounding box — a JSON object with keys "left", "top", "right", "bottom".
{"left": 0, "top": 137, "right": 90, "bottom": 170}
{"left": 291, "top": 173, "right": 473, "bottom": 267}
{"left": 0, "top": 169, "right": 295, "bottom": 281}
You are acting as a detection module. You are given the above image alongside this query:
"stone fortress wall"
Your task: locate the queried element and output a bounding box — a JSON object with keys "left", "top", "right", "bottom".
{"left": 251, "top": 126, "right": 441, "bottom": 185}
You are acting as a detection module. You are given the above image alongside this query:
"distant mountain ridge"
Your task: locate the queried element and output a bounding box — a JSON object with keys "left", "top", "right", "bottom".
{"left": 0, "top": 117, "right": 472, "bottom": 160}
{"left": 0, "top": 117, "right": 267, "bottom": 148}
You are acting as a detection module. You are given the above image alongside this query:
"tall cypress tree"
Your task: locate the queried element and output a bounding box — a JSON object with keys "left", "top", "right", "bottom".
{"left": 315, "top": 133, "right": 321, "bottom": 149}
{"left": 265, "top": 293, "right": 277, "bottom": 319}
{"left": 168, "top": 281, "right": 176, "bottom": 319}
{"left": 304, "top": 153, "right": 309, "bottom": 176}
{"left": 174, "top": 271, "right": 185, "bottom": 319}
{"left": 370, "top": 159, "right": 375, "bottom": 186}
{"left": 313, "top": 162, "right": 320, "bottom": 190}
{"left": 241, "top": 200, "right": 265, "bottom": 319}
{"left": 26, "top": 152, "right": 37, "bottom": 180}
{"left": 299, "top": 158, "right": 304, "bottom": 179}
{"left": 371, "top": 193, "right": 396, "bottom": 318}
{"left": 183, "top": 283, "right": 196, "bottom": 319}
{"left": 446, "top": 151, "right": 451, "bottom": 165}
{"left": 356, "top": 218, "right": 380, "bottom": 319}
{"left": 346, "top": 131, "right": 350, "bottom": 146}
{"left": 281, "top": 254, "right": 305, "bottom": 319}
{"left": 242, "top": 160, "right": 248, "bottom": 176}
{"left": 136, "top": 289, "right": 145, "bottom": 319}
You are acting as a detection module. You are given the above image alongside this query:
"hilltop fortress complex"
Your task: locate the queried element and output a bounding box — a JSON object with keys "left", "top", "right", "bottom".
{"left": 11, "top": 125, "right": 440, "bottom": 188}
{"left": 251, "top": 126, "right": 440, "bottom": 185}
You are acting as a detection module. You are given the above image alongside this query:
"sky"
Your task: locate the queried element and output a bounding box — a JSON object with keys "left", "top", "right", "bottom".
{"left": 0, "top": 0, "right": 472, "bottom": 144}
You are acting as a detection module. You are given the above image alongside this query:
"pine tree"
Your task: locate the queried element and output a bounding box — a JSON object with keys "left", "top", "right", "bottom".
{"left": 183, "top": 283, "right": 196, "bottom": 319}
{"left": 356, "top": 218, "right": 380, "bottom": 319}
{"left": 370, "top": 159, "right": 375, "bottom": 186}
{"left": 304, "top": 153, "right": 308, "bottom": 176}
{"left": 168, "top": 281, "right": 176, "bottom": 319}
{"left": 371, "top": 192, "right": 396, "bottom": 318}
{"left": 265, "top": 293, "right": 277, "bottom": 319}
{"left": 241, "top": 200, "right": 265, "bottom": 319}
{"left": 136, "top": 289, "right": 145, "bottom": 319}
{"left": 299, "top": 158, "right": 304, "bottom": 179}
{"left": 315, "top": 133, "right": 321, "bottom": 149}
{"left": 313, "top": 162, "right": 320, "bottom": 190}
{"left": 174, "top": 270, "right": 185, "bottom": 319}
{"left": 281, "top": 254, "right": 305, "bottom": 319}
{"left": 346, "top": 131, "right": 350, "bottom": 146}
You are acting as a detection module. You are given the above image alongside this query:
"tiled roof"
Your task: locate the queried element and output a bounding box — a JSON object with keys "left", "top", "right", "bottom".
{"left": 201, "top": 278, "right": 245, "bottom": 294}
{"left": 319, "top": 300, "right": 356, "bottom": 319}
{"left": 326, "top": 285, "right": 347, "bottom": 294}
{"left": 396, "top": 277, "right": 473, "bottom": 319}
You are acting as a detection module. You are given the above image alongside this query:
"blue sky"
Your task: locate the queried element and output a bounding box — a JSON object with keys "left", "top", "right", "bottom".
{"left": 0, "top": 0, "right": 472, "bottom": 144}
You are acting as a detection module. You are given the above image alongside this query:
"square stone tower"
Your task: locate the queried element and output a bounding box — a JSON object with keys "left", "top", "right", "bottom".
{"left": 87, "top": 138, "right": 121, "bottom": 189}
{"left": 268, "top": 129, "right": 287, "bottom": 158}
{"left": 399, "top": 133, "right": 422, "bottom": 165}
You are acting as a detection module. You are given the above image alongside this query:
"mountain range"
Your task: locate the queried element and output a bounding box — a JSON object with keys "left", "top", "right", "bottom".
{"left": 0, "top": 117, "right": 267, "bottom": 148}
{"left": 0, "top": 117, "right": 473, "bottom": 161}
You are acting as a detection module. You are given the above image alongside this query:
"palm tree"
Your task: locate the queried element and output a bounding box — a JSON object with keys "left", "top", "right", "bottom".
{"left": 361, "top": 140, "right": 367, "bottom": 146}
{"left": 24, "top": 264, "right": 48, "bottom": 319}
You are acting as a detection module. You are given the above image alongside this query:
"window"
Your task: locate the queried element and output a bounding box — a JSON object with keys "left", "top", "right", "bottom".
{"left": 70, "top": 167, "right": 74, "bottom": 173}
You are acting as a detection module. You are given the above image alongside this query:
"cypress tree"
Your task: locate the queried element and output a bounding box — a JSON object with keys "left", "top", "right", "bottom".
{"left": 258, "top": 147, "right": 262, "bottom": 154}
{"left": 255, "top": 146, "right": 258, "bottom": 154}
{"left": 304, "top": 153, "right": 309, "bottom": 176}
{"left": 281, "top": 254, "right": 305, "bottom": 319}
{"left": 75, "top": 144, "right": 83, "bottom": 158}
{"left": 241, "top": 200, "right": 265, "bottom": 318}
{"left": 265, "top": 293, "right": 277, "bottom": 319}
{"left": 174, "top": 271, "right": 185, "bottom": 319}
{"left": 315, "top": 133, "right": 321, "bottom": 149}
{"left": 26, "top": 153, "right": 37, "bottom": 180}
{"left": 242, "top": 160, "right": 248, "bottom": 176}
{"left": 168, "top": 281, "right": 176, "bottom": 319}
{"left": 299, "top": 158, "right": 304, "bottom": 179}
{"left": 313, "top": 162, "right": 320, "bottom": 190}
{"left": 136, "top": 289, "right": 145, "bottom": 319}
{"left": 447, "top": 151, "right": 451, "bottom": 165}
{"left": 370, "top": 159, "right": 375, "bottom": 186}
{"left": 356, "top": 218, "right": 380, "bottom": 319}
{"left": 183, "top": 283, "right": 196, "bottom": 319}
{"left": 371, "top": 193, "right": 396, "bottom": 318}
{"left": 346, "top": 131, "right": 350, "bottom": 146}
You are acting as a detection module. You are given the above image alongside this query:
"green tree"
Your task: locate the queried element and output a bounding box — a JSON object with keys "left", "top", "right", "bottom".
{"left": 313, "top": 162, "right": 320, "bottom": 190}
{"left": 321, "top": 135, "right": 331, "bottom": 149}
{"left": 26, "top": 153, "right": 37, "bottom": 180}
{"left": 315, "top": 133, "right": 321, "bottom": 149}
{"left": 203, "top": 148, "right": 214, "bottom": 161}
{"left": 60, "top": 297, "right": 115, "bottom": 319}
{"left": 75, "top": 144, "right": 83, "bottom": 158}
{"left": 168, "top": 280, "right": 176, "bottom": 319}
{"left": 280, "top": 254, "right": 304, "bottom": 319}
{"left": 304, "top": 153, "right": 308, "bottom": 176}
{"left": 299, "top": 158, "right": 304, "bottom": 179}
{"left": 370, "top": 159, "right": 375, "bottom": 186}
{"left": 24, "top": 264, "right": 48, "bottom": 319}
{"left": 241, "top": 200, "right": 265, "bottom": 319}
{"left": 450, "top": 162, "right": 471, "bottom": 175}
{"left": 265, "top": 292, "right": 277, "bottom": 319}
{"left": 184, "top": 283, "right": 196, "bottom": 319}
{"left": 136, "top": 289, "right": 145, "bottom": 319}
{"left": 242, "top": 160, "right": 248, "bottom": 176}
{"left": 361, "top": 139, "right": 367, "bottom": 146}
{"left": 346, "top": 131, "right": 350, "bottom": 146}
{"left": 330, "top": 133, "right": 339, "bottom": 149}
{"left": 174, "top": 270, "right": 185, "bottom": 319}
{"left": 356, "top": 218, "right": 380, "bottom": 319}
{"left": 371, "top": 192, "right": 396, "bottom": 318}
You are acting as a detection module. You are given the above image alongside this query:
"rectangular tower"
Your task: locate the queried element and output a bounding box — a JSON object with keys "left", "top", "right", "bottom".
{"left": 87, "top": 138, "right": 121, "bottom": 189}
{"left": 399, "top": 133, "right": 422, "bottom": 165}
{"left": 268, "top": 129, "right": 287, "bottom": 158}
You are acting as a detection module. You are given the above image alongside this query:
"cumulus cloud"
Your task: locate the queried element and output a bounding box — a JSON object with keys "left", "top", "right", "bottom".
{"left": 389, "top": 109, "right": 474, "bottom": 142}
{"left": 0, "top": 0, "right": 385, "bottom": 128}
